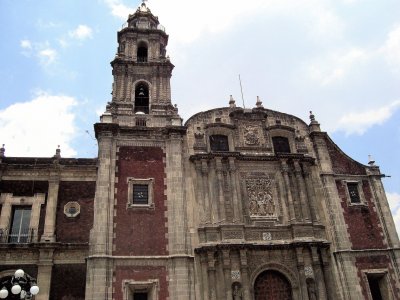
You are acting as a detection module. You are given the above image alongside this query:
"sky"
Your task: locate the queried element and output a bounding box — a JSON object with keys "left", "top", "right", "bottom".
{"left": 0, "top": 0, "right": 399, "bottom": 231}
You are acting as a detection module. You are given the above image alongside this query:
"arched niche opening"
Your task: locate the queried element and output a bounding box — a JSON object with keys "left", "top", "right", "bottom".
{"left": 134, "top": 83, "right": 150, "bottom": 114}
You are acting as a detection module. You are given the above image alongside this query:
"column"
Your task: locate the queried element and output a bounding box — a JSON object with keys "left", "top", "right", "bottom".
{"left": 195, "top": 161, "right": 206, "bottom": 223}
{"left": 311, "top": 246, "right": 327, "bottom": 300}
{"left": 200, "top": 255, "right": 210, "bottom": 300}
{"left": 41, "top": 174, "right": 60, "bottom": 242}
{"left": 229, "top": 158, "right": 240, "bottom": 222}
{"left": 296, "top": 247, "right": 309, "bottom": 300}
{"left": 201, "top": 159, "right": 212, "bottom": 223}
{"left": 293, "top": 160, "right": 311, "bottom": 222}
{"left": 215, "top": 157, "right": 226, "bottom": 222}
{"left": 303, "top": 164, "right": 320, "bottom": 223}
{"left": 36, "top": 249, "right": 54, "bottom": 300}
{"left": 320, "top": 248, "right": 338, "bottom": 300}
{"left": 281, "top": 160, "right": 296, "bottom": 222}
{"left": 222, "top": 250, "right": 233, "bottom": 299}
{"left": 207, "top": 251, "right": 217, "bottom": 300}
{"left": 240, "top": 249, "right": 251, "bottom": 300}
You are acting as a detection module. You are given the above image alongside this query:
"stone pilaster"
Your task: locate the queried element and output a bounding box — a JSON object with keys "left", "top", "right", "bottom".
{"left": 41, "top": 174, "right": 60, "bottom": 242}
{"left": 281, "top": 160, "right": 296, "bottom": 222}
{"left": 207, "top": 251, "right": 217, "bottom": 300}
{"left": 303, "top": 163, "right": 320, "bottom": 223}
{"left": 222, "top": 249, "right": 232, "bottom": 299}
{"left": 296, "top": 247, "right": 309, "bottom": 300}
{"left": 311, "top": 246, "right": 327, "bottom": 300}
{"left": 294, "top": 160, "right": 311, "bottom": 222}
{"left": 35, "top": 248, "right": 54, "bottom": 300}
{"left": 215, "top": 157, "right": 226, "bottom": 222}
{"left": 201, "top": 159, "right": 212, "bottom": 223}
{"left": 240, "top": 249, "right": 251, "bottom": 300}
{"left": 228, "top": 157, "right": 240, "bottom": 223}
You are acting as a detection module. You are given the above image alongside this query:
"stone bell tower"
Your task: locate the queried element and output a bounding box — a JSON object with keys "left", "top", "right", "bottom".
{"left": 86, "top": 3, "right": 192, "bottom": 300}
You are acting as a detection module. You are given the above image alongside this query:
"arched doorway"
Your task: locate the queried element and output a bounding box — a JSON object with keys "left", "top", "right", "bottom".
{"left": 254, "top": 270, "right": 292, "bottom": 300}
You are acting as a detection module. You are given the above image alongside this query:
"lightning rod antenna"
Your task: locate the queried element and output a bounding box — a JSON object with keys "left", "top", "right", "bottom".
{"left": 239, "top": 74, "right": 246, "bottom": 109}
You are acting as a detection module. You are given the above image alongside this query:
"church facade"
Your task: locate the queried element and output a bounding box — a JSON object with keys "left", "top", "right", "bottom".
{"left": 1, "top": 3, "right": 399, "bottom": 300}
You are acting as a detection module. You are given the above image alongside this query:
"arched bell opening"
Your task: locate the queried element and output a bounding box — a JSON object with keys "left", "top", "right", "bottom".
{"left": 137, "top": 41, "right": 148, "bottom": 63}
{"left": 134, "top": 83, "right": 150, "bottom": 114}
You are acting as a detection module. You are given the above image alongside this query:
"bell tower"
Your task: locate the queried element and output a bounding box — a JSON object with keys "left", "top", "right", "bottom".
{"left": 87, "top": 3, "right": 192, "bottom": 300}
{"left": 105, "top": 2, "right": 181, "bottom": 126}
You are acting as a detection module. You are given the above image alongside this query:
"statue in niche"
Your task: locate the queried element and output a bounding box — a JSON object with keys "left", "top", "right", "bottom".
{"left": 232, "top": 282, "right": 243, "bottom": 300}
{"left": 246, "top": 177, "right": 275, "bottom": 217}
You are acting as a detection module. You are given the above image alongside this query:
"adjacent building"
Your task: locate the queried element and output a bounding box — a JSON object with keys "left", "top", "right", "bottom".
{"left": 1, "top": 3, "right": 399, "bottom": 300}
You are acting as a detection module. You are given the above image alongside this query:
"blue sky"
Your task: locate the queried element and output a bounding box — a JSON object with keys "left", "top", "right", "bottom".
{"left": 0, "top": 0, "right": 399, "bottom": 230}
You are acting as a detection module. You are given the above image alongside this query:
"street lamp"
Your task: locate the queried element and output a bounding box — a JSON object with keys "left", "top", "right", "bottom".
{"left": 0, "top": 269, "right": 39, "bottom": 299}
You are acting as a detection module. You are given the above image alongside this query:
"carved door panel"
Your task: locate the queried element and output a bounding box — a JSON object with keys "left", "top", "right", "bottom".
{"left": 254, "top": 271, "right": 292, "bottom": 300}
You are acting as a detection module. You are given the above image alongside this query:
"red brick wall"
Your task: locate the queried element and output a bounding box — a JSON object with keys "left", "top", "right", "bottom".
{"left": 114, "top": 266, "right": 168, "bottom": 300}
{"left": 325, "top": 137, "right": 366, "bottom": 175}
{"left": 50, "top": 264, "right": 86, "bottom": 300}
{"left": 337, "top": 180, "right": 385, "bottom": 249}
{"left": 355, "top": 255, "right": 399, "bottom": 299}
{"left": 113, "top": 146, "right": 168, "bottom": 256}
{"left": 55, "top": 181, "right": 95, "bottom": 243}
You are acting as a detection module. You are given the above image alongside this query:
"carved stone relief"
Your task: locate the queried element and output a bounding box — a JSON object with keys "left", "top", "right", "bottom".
{"left": 245, "top": 176, "right": 276, "bottom": 217}
{"left": 243, "top": 125, "right": 260, "bottom": 146}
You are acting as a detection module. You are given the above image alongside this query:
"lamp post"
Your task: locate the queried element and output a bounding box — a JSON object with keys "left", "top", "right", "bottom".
{"left": 0, "top": 269, "right": 39, "bottom": 299}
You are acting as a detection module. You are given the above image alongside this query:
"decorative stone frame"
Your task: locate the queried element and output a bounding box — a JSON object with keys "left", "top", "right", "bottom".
{"left": 361, "top": 269, "right": 394, "bottom": 300}
{"left": 63, "top": 201, "right": 81, "bottom": 218}
{"left": 0, "top": 193, "right": 45, "bottom": 243}
{"left": 266, "top": 126, "right": 296, "bottom": 154}
{"left": 343, "top": 180, "right": 367, "bottom": 206}
{"left": 127, "top": 177, "right": 155, "bottom": 209}
{"left": 123, "top": 279, "right": 159, "bottom": 300}
{"left": 205, "top": 125, "right": 235, "bottom": 152}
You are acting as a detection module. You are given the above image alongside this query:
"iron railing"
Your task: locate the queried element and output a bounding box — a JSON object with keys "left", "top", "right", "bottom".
{"left": 0, "top": 227, "right": 36, "bottom": 244}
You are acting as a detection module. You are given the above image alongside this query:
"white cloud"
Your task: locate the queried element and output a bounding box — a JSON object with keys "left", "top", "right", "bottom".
{"left": 335, "top": 100, "right": 400, "bottom": 135}
{"left": 38, "top": 48, "right": 57, "bottom": 66}
{"left": 20, "top": 39, "right": 32, "bottom": 49}
{"left": 69, "top": 24, "right": 93, "bottom": 40}
{"left": 308, "top": 48, "right": 369, "bottom": 86}
{"left": 387, "top": 192, "right": 400, "bottom": 236}
{"left": 104, "top": 0, "right": 133, "bottom": 19}
{"left": 0, "top": 92, "right": 78, "bottom": 157}
{"left": 103, "top": 0, "right": 345, "bottom": 45}
{"left": 381, "top": 24, "right": 400, "bottom": 71}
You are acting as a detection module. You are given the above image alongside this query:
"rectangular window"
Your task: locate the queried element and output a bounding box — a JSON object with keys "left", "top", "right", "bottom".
{"left": 347, "top": 182, "right": 361, "bottom": 203}
{"left": 9, "top": 206, "right": 32, "bottom": 243}
{"left": 272, "top": 136, "right": 291, "bottom": 153}
{"left": 132, "top": 184, "right": 149, "bottom": 205}
{"left": 367, "top": 274, "right": 389, "bottom": 300}
{"left": 210, "top": 135, "right": 229, "bottom": 151}
{"left": 133, "top": 292, "right": 148, "bottom": 300}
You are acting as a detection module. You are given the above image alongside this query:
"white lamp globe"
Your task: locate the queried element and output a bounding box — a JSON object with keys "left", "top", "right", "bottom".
{"left": 14, "top": 269, "right": 24, "bottom": 278}
{"left": 30, "top": 285, "right": 39, "bottom": 295}
{"left": 0, "top": 288, "right": 9, "bottom": 299}
{"left": 11, "top": 284, "right": 22, "bottom": 294}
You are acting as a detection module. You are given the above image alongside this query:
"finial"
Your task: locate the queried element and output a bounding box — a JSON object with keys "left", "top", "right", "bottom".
{"left": 229, "top": 95, "right": 236, "bottom": 108}
{"left": 256, "top": 96, "right": 263, "bottom": 108}
{"left": 309, "top": 111, "right": 315, "bottom": 122}
{"left": 0, "top": 144, "right": 5, "bottom": 158}
{"left": 368, "top": 155, "right": 376, "bottom": 166}
{"left": 54, "top": 145, "right": 61, "bottom": 159}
